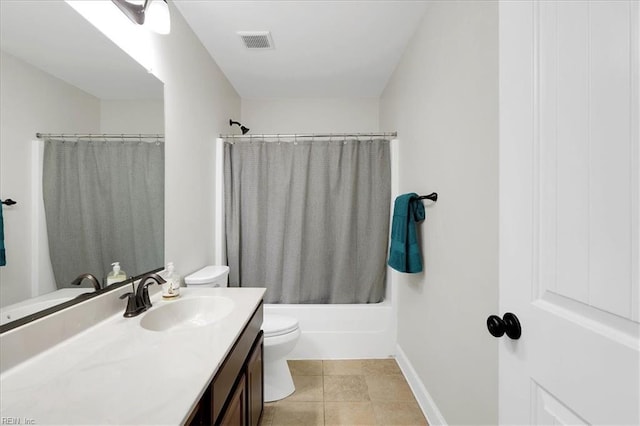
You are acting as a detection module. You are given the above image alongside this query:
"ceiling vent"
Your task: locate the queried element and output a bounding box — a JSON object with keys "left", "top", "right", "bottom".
{"left": 238, "top": 31, "right": 274, "bottom": 50}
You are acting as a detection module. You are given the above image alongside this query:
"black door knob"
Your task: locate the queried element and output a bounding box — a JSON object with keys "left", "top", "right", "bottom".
{"left": 486, "top": 312, "right": 521, "bottom": 340}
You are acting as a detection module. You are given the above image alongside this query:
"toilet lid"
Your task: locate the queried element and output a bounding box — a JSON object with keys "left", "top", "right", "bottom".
{"left": 262, "top": 314, "right": 299, "bottom": 338}
{"left": 184, "top": 265, "right": 229, "bottom": 285}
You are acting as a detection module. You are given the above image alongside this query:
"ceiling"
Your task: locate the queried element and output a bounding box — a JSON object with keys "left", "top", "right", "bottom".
{"left": 0, "top": 0, "right": 163, "bottom": 100}
{"left": 0, "top": 1, "right": 427, "bottom": 100}
{"left": 174, "top": 0, "right": 429, "bottom": 99}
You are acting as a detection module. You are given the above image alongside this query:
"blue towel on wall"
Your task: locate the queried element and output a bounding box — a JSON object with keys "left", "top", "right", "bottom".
{"left": 0, "top": 203, "right": 5, "bottom": 266}
{"left": 388, "top": 193, "right": 425, "bottom": 273}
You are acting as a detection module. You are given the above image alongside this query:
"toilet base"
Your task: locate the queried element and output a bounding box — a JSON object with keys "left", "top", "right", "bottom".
{"left": 264, "top": 358, "right": 295, "bottom": 402}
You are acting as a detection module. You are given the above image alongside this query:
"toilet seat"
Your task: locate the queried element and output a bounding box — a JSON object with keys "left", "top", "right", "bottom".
{"left": 263, "top": 314, "right": 299, "bottom": 338}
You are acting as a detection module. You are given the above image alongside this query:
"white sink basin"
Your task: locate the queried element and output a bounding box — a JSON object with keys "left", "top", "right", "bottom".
{"left": 140, "top": 296, "right": 235, "bottom": 332}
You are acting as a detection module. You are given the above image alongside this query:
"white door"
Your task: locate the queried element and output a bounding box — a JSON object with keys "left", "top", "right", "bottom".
{"left": 499, "top": 1, "right": 639, "bottom": 424}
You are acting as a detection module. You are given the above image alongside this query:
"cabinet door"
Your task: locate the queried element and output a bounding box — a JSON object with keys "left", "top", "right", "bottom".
{"left": 220, "top": 373, "right": 246, "bottom": 426}
{"left": 247, "top": 333, "right": 264, "bottom": 426}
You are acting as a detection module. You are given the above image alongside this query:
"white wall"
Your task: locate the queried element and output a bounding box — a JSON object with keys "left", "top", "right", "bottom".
{"left": 241, "top": 98, "right": 379, "bottom": 134}
{"left": 100, "top": 99, "right": 164, "bottom": 134}
{"left": 149, "top": 4, "right": 241, "bottom": 277}
{"left": 0, "top": 51, "right": 101, "bottom": 306}
{"left": 380, "top": 2, "right": 499, "bottom": 425}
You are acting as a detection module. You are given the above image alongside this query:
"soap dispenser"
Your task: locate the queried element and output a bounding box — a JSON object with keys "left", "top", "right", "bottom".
{"left": 106, "top": 262, "right": 127, "bottom": 286}
{"left": 162, "top": 262, "right": 181, "bottom": 299}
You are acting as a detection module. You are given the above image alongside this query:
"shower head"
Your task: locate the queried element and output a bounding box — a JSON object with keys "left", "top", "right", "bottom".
{"left": 229, "top": 119, "right": 250, "bottom": 135}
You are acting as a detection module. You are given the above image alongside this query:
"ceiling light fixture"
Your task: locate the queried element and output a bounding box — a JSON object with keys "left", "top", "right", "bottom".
{"left": 111, "top": 0, "right": 171, "bottom": 35}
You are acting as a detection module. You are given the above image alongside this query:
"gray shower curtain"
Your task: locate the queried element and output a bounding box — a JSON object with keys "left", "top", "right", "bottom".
{"left": 43, "top": 140, "right": 164, "bottom": 288}
{"left": 224, "top": 138, "right": 391, "bottom": 304}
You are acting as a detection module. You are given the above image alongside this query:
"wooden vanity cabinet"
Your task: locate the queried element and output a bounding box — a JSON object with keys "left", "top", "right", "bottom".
{"left": 188, "top": 302, "right": 264, "bottom": 426}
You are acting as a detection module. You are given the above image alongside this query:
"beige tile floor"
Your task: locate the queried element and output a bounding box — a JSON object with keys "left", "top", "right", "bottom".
{"left": 260, "top": 359, "right": 428, "bottom": 426}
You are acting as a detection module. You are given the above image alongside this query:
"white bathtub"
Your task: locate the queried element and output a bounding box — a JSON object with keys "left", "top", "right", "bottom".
{"left": 264, "top": 300, "right": 396, "bottom": 360}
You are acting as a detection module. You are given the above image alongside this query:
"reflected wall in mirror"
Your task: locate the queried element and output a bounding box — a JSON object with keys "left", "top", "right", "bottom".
{"left": 0, "top": 0, "right": 165, "bottom": 326}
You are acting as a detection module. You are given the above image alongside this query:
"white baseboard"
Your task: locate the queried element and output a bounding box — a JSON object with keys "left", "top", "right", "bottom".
{"left": 395, "top": 344, "right": 448, "bottom": 426}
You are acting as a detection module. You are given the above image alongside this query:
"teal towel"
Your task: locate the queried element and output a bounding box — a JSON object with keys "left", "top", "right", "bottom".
{"left": 388, "top": 193, "right": 425, "bottom": 273}
{"left": 0, "top": 202, "right": 5, "bottom": 266}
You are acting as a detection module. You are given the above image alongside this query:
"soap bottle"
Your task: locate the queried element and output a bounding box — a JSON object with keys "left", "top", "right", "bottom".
{"left": 162, "top": 262, "right": 181, "bottom": 299}
{"left": 106, "top": 262, "right": 127, "bottom": 286}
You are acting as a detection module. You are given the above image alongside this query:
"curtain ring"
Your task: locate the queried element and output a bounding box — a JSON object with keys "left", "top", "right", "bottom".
{"left": 294, "top": 134, "right": 298, "bottom": 145}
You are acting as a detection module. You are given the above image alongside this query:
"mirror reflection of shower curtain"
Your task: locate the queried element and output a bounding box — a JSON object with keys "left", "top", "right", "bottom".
{"left": 224, "top": 138, "right": 391, "bottom": 304}
{"left": 43, "top": 140, "right": 164, "bottom": 288}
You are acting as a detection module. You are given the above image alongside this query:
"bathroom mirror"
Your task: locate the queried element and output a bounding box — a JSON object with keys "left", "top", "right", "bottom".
{"left": 0, "top": 0, "right": 165, "bottom": 329}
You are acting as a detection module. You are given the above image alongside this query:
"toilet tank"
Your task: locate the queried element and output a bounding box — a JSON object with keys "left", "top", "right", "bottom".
{"left": 184, "top": 265, "right": 229, "bottom": 287}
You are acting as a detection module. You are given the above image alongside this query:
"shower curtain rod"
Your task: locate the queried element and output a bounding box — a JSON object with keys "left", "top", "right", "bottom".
{"left": 36, "top": 133, "right": 164, "bottom": 142}
{"left": 219, "top": 131, "right": 398, "bottom": 140}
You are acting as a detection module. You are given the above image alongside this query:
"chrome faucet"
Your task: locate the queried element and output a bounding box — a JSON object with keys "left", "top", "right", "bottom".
{"left": 121, "top": 273, "right": 166, "bottom": 317}
{"left": 71, "top": 273, "right": 102, "bottom": 291}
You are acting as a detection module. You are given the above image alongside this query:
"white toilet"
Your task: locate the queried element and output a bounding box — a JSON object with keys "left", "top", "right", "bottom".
{"left": 184, "top": 266, "right": 300, "bottom": 403}
{"left": 261, "top": 313, "right": 300, "bottom": 402}
{"left": 183, "top": 265, "right": 230, "bottom": 288}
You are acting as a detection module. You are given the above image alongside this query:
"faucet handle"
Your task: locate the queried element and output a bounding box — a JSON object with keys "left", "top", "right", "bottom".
{"left": 120, "top": 292, "right": 143, "bottom": 318}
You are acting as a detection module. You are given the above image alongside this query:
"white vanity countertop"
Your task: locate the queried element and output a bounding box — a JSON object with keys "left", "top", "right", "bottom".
{"left": 0, "top": 287, "right": 265, "bottom": 425}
